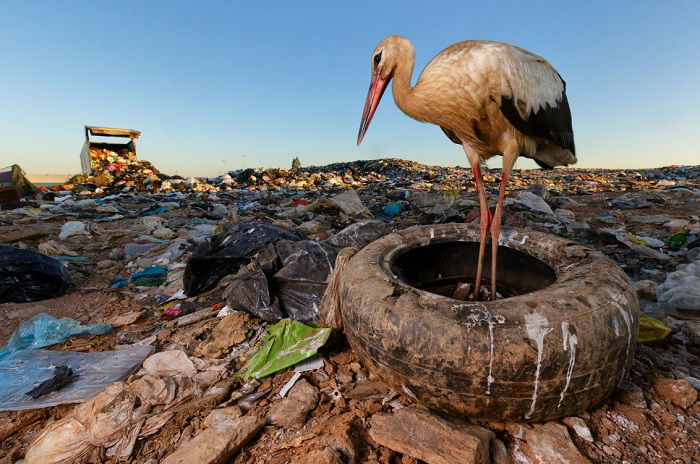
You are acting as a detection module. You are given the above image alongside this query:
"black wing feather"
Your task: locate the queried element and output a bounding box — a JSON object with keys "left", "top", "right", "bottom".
{"left": 499, "top": 79, "right": 575, "bottom": 155}
{"left": 440, "top": 126, "right": 462, "bottom": 145}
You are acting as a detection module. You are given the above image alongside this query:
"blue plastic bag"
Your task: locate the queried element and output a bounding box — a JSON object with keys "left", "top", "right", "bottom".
{"left": 0, "top": 313, "right": 112, "bottom": 360}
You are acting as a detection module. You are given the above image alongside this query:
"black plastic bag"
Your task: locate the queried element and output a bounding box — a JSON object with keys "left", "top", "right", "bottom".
{"left": 184, "top": 220, "right": 306, "bottom": 296}
{"left": 0, "top": 245, "right": 73, "bottom": 303}
{"left": 223, "top": 263, "right": 284, "bottom": 321}
{"left": 272, "top": 240, "right": 339, "bottom": 322}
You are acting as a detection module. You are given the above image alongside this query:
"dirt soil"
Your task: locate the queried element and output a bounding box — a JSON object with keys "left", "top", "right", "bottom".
{"left": 1, "top": 160, "right": 699, "bottom": 463}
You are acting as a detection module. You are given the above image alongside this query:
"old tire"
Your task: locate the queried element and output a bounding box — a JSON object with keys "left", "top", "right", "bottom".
{"left": 340, "top": 223, "right": 639, "bottom": 422}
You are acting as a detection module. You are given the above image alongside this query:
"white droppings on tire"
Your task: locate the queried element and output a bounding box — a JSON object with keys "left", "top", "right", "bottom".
{"left": 524, "top": 312, "right": 553, "bottom": 419}
{"left": 486, "top": 320, "right": 496, "bottom": 394}
{"left": 611, "top": 293, "right": 632, "bottom": 367}
{"left": 498, "top": 229, "right": 529, "bottom": 246}
{"left": 452, "top": 303, "right": 505, "bottom": 395}
{"left": 558, "top": 322, "right": 578, "bottom": 407}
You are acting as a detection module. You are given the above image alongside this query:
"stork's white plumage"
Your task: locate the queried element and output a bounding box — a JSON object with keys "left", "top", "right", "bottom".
{"left": 358, "top": 36, "right": 576, "bottom": 299}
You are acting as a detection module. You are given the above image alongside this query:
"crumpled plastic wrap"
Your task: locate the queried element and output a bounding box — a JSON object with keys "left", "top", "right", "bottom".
{"left": 184, "top": 220, "right": 306, "bottom": 296}
{"left": 0, "top": 313, "right": 111, "bottom": 360}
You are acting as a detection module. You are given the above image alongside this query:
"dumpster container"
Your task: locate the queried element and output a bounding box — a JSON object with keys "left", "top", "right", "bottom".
{"left": 80, "top": 126, "right": 141, "bottom": 175}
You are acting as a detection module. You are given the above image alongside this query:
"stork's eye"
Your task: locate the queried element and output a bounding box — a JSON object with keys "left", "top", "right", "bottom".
{"left": 373, "top": 52, "right": 382, "bottom": 66}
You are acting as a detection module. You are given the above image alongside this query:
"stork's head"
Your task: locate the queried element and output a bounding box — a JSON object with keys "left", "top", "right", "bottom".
{"left": 357, "top": 36, "right": 409, "bottom": 145}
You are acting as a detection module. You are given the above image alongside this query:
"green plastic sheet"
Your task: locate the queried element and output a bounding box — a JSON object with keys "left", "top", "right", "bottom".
{"left": 238, "top": 319, "right": 331, "bottom": 380}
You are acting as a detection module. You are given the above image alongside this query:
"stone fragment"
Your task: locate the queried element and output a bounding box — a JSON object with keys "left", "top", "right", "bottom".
{"left": 632, "top": 280, "right": 657, "bottom": 300}
{"left": 654, "top": 378, "right": 698, "bottom": 409}
{"left": 560, "top": 417, "right": 594, "bottom": 442}
{"left": 345, "top": 380, "right": 390, "bottom": 399}
{"left": 266, "top": 379, "right": 319, "bottom": 428}
{"left": 508, "top": 422, "right": 591, "bottom": 464}
{"left": 202, "top": 406, "right": 242, "bottom": 428}
{"left": 555, "top": 208, "right": 576, "bottom": 223}
{"left": 152, "top": 227, "right": 176, "bottom": 239}
{"left": 491, "top": 438, "right": 511, "bottom": 464}
{"left": 527, "top": 183, "right": 550, "bottom": 201}
{"left": 368, "top": 407, "right": 492, "bottom": 464}
{"left": 161, "top": 415, "right": 263, "bottom": 464}
{"left": 195, "top": 311, "right": 248, "bottom": 358}
{"left": 615, "top": 380, "right": 647, "bottom": 408}
{"left": 289, "top": 448, "right": 344, "bottom": 464}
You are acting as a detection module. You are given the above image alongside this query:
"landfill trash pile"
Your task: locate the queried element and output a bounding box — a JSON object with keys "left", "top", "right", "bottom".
{"left": 0, "top": 158, "right": 699, "bottom": 463}
{"left": 67, "top": 147, "right": 162, "bottom": 193}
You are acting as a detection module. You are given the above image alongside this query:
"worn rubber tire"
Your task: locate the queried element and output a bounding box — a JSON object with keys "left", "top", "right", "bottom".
{"left": 340, "top": 224, "right": 639, "bottom": 422}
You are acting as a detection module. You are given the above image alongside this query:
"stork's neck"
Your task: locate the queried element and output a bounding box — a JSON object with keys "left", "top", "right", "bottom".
{"left": 392, "top": 42, "right": 420, "bottom": 120}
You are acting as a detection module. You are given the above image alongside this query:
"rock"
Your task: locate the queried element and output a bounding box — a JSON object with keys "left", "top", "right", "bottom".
{"left": 491, "top": 438, "right": 511, "bottom": 464}
{"left": 688, "top": 247, "right": 700, "bottom": 262}
{"left": 629, "top": 214, "right": 672, "bottom": 224}
{"left": 514, "top": 191, "right": 554, "bottom": 215}
{"left": 37, "top": 240, "right": 78, "bottom": 256}
{"left": 527, "top": 184, "right": 550, "bottom": 201}
{"left": 289, "top": 448, "right": 344, "bottom": 464}
{"left": 266, "top": 379, "right": 319, "bottom": 428}
{"left": 345, "top": 380, "right": 390, "bottom": 399}
{"left": 654, "top": 378, "right": 698, "bottom": 409}
{"left": 96, "top": 259, "right": 118, "bottom": 270}
{"left": 142, "top": 350, "right": 197, "bottom": 377}
{"left": 664, "top": 219, "right": 689, "bottom": 230}
{"left": 309, "top": 189, "right": 370, "bottom": 218}
{"left": 555, "top": 208, "right": 576, "bottom": 224}
{"left": 140, "top": 216, "right": 165, "bottom": 231}
{"left": 560, "top": 417, "right": 594, "bottom": 442}
{"left": 615, "top": 380, "right": 647, "bottom": 408}
{"left": 632, "top": 280, "right": 657, "bottom": 300}
{"left": 368, "top": 407, "right": 492, "bottom": 464}
{"left": 152, "top": 227, "right": 176, "bottom": 239}
{"left": 202, "top": 406, "right": 242, "bottom": 428}
{"left": 552, "top": 197, "right": 581, "bottom": 208}
{"left": 508, "top": 422, "right": 591, "bottom": 464}
{"left": 161, "top": 415, "right": 264, "bottom": 464}
{"left": 195, "top": 311, "right": 248, "bottom": 358}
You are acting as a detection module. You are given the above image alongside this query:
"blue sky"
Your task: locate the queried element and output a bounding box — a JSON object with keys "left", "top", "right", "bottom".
{"left": 1, "top": 1, "right": 698, "bottom": 176}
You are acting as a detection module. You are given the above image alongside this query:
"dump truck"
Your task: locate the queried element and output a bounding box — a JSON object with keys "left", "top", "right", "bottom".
{"left": 80, "top": 126, "right": 141, "bottom": 175}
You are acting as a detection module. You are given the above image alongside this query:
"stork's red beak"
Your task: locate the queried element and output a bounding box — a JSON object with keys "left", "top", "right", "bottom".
{"left": 357, "top": 75, "right": 389, "bottom": 146}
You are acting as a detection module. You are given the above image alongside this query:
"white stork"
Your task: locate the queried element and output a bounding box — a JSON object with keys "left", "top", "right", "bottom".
{"left": 357, "top": 36, "right": 576, "bottom": 300}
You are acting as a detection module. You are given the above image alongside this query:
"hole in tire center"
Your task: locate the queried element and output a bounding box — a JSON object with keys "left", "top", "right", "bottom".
{"left": 391, "top": 241, "right": 556, "bottom": 299}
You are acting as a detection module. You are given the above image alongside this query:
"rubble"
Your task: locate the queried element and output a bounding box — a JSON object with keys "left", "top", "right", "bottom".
{"left": 368, "top": 407, "right": 493, "bottom": 464}
{"left": 0, "top": 158, "right": 699, "bottom": 463}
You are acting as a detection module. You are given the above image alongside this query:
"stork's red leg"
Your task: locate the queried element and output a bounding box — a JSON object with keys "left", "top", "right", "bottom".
{"left": 489, "top": 168, "right": 510, "bottom": 300}
{"left": 471, "top": 162, "right": 490, "bottom": 299}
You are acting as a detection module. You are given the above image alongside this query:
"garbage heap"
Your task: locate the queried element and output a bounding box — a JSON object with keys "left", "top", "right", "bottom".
{"left": 67, "top": 147, "right": 162, "bottom": 192}
{"left": 0, "top": 159, "right": 699, "bottom": 464}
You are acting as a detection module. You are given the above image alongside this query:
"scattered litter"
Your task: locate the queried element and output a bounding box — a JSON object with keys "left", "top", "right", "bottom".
{"left": 0, "top": 245, "right": 73, "bottom": 303}
{"left": 26, "top": 365, "right": 79, "bottom": 399}
{"left": 0, "top": 345, "right": 153, "bottom": 410}
{"left": 0, "top": 313, "right": 111, "bottom": 359}
{"left": 58, "top": 221, "right": 87, "bottom": 240}
{"left": 237, "top": 319, "right": 331, "bottom": 380}
{"left": 637, "top": 313, "right": 672, "bottom": 343}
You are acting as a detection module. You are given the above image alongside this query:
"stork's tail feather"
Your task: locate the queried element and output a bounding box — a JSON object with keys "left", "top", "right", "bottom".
{"left": 531, "top": 143, "right": 577, "bottom": 169}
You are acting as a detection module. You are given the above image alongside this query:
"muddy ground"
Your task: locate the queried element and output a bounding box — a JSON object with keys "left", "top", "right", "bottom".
{"left": 1, "top": 160, "right": 699, "bottom": 463}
